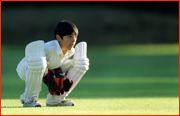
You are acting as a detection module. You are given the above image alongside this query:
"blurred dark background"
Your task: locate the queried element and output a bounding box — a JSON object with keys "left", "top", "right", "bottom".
{"left": 1, "top": 1, "right": 179, "bottom": 46}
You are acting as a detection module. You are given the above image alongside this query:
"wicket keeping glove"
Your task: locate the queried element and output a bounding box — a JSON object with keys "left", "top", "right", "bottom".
{"left": 43, "top": 67, "right": 73, "bottom": 95}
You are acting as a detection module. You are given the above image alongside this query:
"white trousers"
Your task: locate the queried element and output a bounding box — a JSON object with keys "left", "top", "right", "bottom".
{"left": 17, "top": 58, "right": 86, "bottom": 104}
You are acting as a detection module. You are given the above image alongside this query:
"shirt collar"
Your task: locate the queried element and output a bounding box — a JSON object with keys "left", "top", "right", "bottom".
{"left": 55, "top": 40, "right": 75, "bottom": 56}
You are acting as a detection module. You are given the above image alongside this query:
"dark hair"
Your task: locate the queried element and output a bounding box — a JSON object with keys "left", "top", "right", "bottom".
{"left": 54, "top": 20, "right": 78, "bottom": 39}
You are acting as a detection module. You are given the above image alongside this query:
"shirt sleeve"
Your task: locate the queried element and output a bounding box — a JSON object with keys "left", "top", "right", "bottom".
{"left": 61, "top": 59, "right": 73, "bottom": 73}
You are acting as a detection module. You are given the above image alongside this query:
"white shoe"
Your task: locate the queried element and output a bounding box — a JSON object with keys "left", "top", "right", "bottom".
{"left": 23, "top": 99, "right": 42, "bottom": 107}
{"left": 46, "top": 99, "right": 75, "bottom": 106}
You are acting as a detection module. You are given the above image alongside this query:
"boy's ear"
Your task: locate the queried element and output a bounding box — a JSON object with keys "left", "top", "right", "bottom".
{"left": 56, "top": 35, "right": 62, "bottom": 41}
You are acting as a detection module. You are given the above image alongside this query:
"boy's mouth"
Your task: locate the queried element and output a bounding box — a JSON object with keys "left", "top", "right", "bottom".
{"left": 69, "top": 44, "right": 74, "bottom": 47}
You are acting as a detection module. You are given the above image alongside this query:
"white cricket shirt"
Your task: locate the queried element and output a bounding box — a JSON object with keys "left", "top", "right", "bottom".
{"left": 45, "top": 40, "right": 75, "bottom": 69}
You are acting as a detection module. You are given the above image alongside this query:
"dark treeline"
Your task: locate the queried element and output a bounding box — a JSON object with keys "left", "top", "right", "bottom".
{"left": 2, "top": 1, "right": 178, "bottom": 15}
{"left": 1, "top": 1, "right": 179, "bottom": 45}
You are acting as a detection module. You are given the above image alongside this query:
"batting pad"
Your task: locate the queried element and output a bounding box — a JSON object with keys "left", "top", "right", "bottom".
{"left": 63, "top": 42, "right": 89, "bottom": 95}
{"left": 74, "top": 42, "right": 87, "bottom": 59}
{"left": 65, "top": 67, "right": 86, "bottom": 94}
{"left": 25, "top": 40, "right": 45, "bottom": 58}
{"left": 22, "top": 40, "right": 47, "bottom": 103}
{"left": 73, "top": 42, "right": 89, "bottom": 70}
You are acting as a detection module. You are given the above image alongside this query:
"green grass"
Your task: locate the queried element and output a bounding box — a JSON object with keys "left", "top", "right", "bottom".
{"left": 1, "top": 98, "right": 179, "bottom": 115}
{"left": 1, "top": 76, "right": 179, "bottom": 99}
{"left": 1, "top": 44, "right": 179, "bottom": 115}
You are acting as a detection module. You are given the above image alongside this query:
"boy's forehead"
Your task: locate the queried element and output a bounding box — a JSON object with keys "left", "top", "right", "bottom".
{"left": 70, "top": 32, "right": 77, "bottom": 35}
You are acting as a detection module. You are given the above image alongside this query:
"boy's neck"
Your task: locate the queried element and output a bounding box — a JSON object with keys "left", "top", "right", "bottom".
{"left": 62, "top": 49, "right": 67, "bottom": 56}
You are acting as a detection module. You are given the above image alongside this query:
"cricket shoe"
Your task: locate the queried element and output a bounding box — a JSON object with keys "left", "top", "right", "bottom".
{"left": 46, "top": 99, "right": 75, "bottom": 106}
{"left": 23, "top": 99, "right": 42, "bottom": 107}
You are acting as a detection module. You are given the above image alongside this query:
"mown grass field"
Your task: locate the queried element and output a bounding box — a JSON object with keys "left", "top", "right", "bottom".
{"left": 1, "top": 98, "right": 178, "bottom": 115}
{"left": 1, "top": 44, "right": 179, "bottom": 115}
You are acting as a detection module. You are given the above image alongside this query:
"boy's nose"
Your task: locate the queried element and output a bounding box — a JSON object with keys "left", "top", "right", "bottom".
{"left": 72, "top": 37, "right": 76, "bottom": 42}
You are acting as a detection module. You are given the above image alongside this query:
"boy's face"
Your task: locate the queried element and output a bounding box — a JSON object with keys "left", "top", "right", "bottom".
{"left": 58, "top": 32, "right": 77, "bottom": 50}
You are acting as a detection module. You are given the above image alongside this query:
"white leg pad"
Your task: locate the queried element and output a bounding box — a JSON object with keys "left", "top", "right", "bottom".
{"left": 21, "top": 40, "right": 47, "bottom": 103}
{"left": 66, "top": 67, "right": 86, "bottom": 94}
{"left": 25, "top": 40, "right": 45, "bottom": 58}
{"left": 73, "top": 42, "right": 87, "bottom": 59}
{"left": 21, "top": 69, "right": 44, "bottom": 103}
{"left": 66, "top": 41, "right": 89, "bottom": 95}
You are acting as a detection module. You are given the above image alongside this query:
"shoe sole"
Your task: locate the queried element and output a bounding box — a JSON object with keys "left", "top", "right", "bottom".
{"left": 23, "top": 105, "right": 42, "bottom": 107}
{"left": 35, "top": 105, "right": 42, "bottom": 107}
{"left": 46, "top": 104, "right": 74, "bottom": 107}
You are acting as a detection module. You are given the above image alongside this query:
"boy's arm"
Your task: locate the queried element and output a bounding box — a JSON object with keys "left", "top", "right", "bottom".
{"left": 61, "top": 59, "right": 73, "bottom": 73}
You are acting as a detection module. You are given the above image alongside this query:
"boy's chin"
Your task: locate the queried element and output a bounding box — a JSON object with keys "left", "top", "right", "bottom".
{"left": 67, "top": 47, "right": 73, "bottom": 50}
